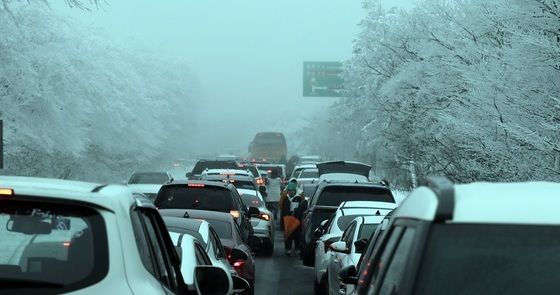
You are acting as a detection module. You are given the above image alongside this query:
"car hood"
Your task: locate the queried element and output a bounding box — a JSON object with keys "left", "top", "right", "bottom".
{"left": 317, "top": 161, "right": 371, "bottom": 178}
{"left": 127, "top": 184, "right": 162, "bottom": 194}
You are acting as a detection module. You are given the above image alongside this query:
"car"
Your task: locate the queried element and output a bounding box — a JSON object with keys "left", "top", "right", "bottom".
{"left": 154, "top": 180, "right": 259, "bottom": 246}
{"left": 126, "top": 171, "right": 174, "bottom": 201}
{"left": 161, "top": 215, "right": 237, "bottom": 277}
{"left": 238, "top": 188, "right": 275, "bottom": 256}
{"left": 186, "top": 159, "right": 240, "bottom": 180}
{"left": 326, "top": 215, "right": 389, "bottom": 295}
{"left": 290, "top": 163, "right": 317, "bottom": 179}
{"left": 294, "top": 168, "right": 320, "bottom": 191}
{"left": 313, "top": 201, "right": 396, "bottom": 294}
{"left": 298, "top": 155, "right": 323, "bottom": 165}
{"left": 345, "top": 177, "right": 560, "bottom": 295}
{"left": 200, "top": 171, "right": 259, "bottom": 192}
{"left": 337, "top": 214, "right": 392, "bottom": 294}
{"left": 158, "top": 209, "right": 258, "bottom": 295}
{"left": 238, "top": 163, "right": 266, "bottom": 186}
{"left": 0, "top": 176, "right": 233, "bottom": 295}
{"left": 301, "top": 181, "right": 395, "bottom": 266}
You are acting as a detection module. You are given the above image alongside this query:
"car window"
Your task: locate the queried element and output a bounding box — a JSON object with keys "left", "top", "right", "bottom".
{"left": 299, "top": 170, "right": 319, "bottom": 179}
{"left": 131, "top": 210, "right": 157, "bottom": 276}
{"left": 0, "top": 200, "right": 108, "bottom": 293}
{"left": 342, "top": 222, "right": 357, "bottom": 249}
{"left": 140, "top": 210, "right": 180, "bottom": 291}
{"left": 379, "top": 228, "right": 415, "bottom": 295}
{"left": 210, "top": 228, "right": 226, "bottom": 259}
{"left": 364, "top": 227, "right": 403, "bottom": 292}
{"left": 358, "top": 224, "right": 378, "bottom": 241}
{"left": 317, "top": 186, "right": 395, "bottom": 207}
{"left": 415, "top": 224, "right": 560, "bottom": 295}
{"left": 240, "top": 193, "right": 264, "bottom": 207}
{"left": 204, "top": 219, "right": 233, "bottom": 239}
{"left": 195, "top": 243, "right": 212, "bottom": 265}
{"left": 155, "top": 185, "right": 234, "bottom": 213}
{"left": 129, "top": 172, "right": 169, "bottom": 184}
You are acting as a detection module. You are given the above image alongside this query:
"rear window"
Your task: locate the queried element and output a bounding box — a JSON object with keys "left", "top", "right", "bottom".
{"left": 299, "top": 170, "right": 319, "bottom": 179}
{"left": 415, "top": 224, "right": 560, "bottom": 295}
{"left": 317, "top": 186, "right": 394, "bottom": 207}
{"left": 191, "top": 161, "right": 239, "bottom": 175}
{"left": 129, "top": 172, "right": 169, "bottom": 184}
{"left": 205, "top": 220, "right": 232, "bottom": 239}
{"left": 240, "top": 194, "right": 263, "bottom": 207}
{"left": 239, "top": 166, "right": 259, "bottom": 178}
{"left": 0, "top": 199, "right": 108, "bottom": 293}
{"left": 155, "top": 185, "right": 234, "bottom": 213}
{"left": 232, "top": 181, "right": 257, "bottom": 191}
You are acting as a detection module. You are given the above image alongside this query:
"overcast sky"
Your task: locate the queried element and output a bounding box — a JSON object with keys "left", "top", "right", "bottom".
{"left": 56, "top": 0, "right": 415, "bottom": 156}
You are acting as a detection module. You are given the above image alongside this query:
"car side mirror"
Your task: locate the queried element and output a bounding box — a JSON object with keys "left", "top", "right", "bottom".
{"left": 232, "top": 275, "right": 251, "bottom": 293}
{"left": 194, "top": 265, "right": 232, "bottom": 295}
{"left": 354, "top": 238, "right": 368, "bottom": 254}
{"left": 258, "top": 186, "right": 267, "bottom": 194}
{"left": 174, "top": 245, "right": 182, "bottom": 263}
{"left": 185, "top": 172, "right": 192, "bottom": 178}
{"left": 338, "top": 264, "right": 358, "bottom": 285}
{"left": 314, "top": 227, "right": 325, "bottom": 239}
{"left": 230, "top": 248, "right": 249, "bottom": 262}
{"left": 330, "top": 241, "right": 350, "bottom": 254}
{"left": 248, "top": 206, "right": 260, "bottom": 217}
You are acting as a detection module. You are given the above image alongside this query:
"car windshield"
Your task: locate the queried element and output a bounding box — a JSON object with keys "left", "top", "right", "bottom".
{"left": 192, "top": 162, "right": 239, "bottom": 175}
{"left": 128, "top": 173, "right": 168, "bottom": 184}
{"left": 240, "top": 193, "right": 263, "bottom": 208}
{"left": 415, "top": 224, "right": 560, "bottom": 295}
{"left": 0, "top": 200, "right": 107, "bottom": 293}
{"left": 336, "top": 215, "right": 369, "bottom": 231}
{"left": 155, "top": 186, "right": 234, "bottom": 212}
{"left": 317, "top": 186, "right": 394, "bottom": 207}
{"left": 204, "top": 220, "right": 232, "bottom": 239}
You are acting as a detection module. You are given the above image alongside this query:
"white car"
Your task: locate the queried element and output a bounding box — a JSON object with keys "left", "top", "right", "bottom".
{"left": 295, "top": 168, "right": 320, "bottom": 188}
{"left": 161, "top": 215, "right": 237, "bottom": 277}
{"left": 0, "top": 176, "right": 232, "bottom": 295}
{"left": 127, "top": 171, "right": 173, "bottom": 200}
{"left": 237, "top": 188, "right": 275, "bottom": 256}
{"left": 326, "top": 215, "right": 386, "bottom": 295}
{"left": 313, "top": 201, "right": 396, "bottom": 294}
{"left": 290, "top": 163, "right": 317, "bottom": 179}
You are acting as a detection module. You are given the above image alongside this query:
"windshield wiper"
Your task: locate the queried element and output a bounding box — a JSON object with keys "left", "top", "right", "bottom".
{"left": 0, "top": 278, "right": 64, "bottom": 289}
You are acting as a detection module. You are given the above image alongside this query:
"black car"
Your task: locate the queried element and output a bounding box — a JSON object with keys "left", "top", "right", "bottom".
{"left": 154, "top": 180, "right": 259, "bottom": 245}
{"left": 300, "top": 182, "right": 395, "bottom": 266}
{"left": 186, "top": 160, "right": 240, "bottom": 180}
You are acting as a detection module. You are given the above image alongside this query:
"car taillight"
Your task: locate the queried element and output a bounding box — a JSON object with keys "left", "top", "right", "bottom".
{"left": 233, "top": 260, "right": 245, "bottom": 268}
{"left": 258, "top": 213, "right": 271, "bottom": 221}
{"left": 256, "top": 178, "right": 264, "bottom": 185}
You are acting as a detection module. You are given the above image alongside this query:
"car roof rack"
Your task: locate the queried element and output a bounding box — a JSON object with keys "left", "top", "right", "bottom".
{"left": 426, "top": 176, "right": 455, "bottom": 223}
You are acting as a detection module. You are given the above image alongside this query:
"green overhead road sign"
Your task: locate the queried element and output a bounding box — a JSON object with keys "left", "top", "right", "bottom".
{"left": 303, "top": 61, "right": 344, "bottom": 97}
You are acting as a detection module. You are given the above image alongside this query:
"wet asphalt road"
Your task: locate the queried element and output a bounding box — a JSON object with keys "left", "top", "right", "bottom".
{"left": 254, "top": 220, "right": 314, "bottom": 295}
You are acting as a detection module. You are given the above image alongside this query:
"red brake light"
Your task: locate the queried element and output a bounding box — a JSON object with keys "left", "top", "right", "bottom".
{"left": 187, "top": 183, "right": 205, "bottom": 188}
{"left": 233, "top": 260, "right": 245, "bottom": 268}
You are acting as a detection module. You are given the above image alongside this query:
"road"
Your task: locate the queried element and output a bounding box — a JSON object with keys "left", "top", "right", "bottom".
{"left": 254, "top": 220, "right": 314, "bottom": 295}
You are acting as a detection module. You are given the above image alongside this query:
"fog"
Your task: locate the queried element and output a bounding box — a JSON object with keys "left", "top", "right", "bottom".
{"left": 54, "top": 0, "right": 414, "bottom": 157}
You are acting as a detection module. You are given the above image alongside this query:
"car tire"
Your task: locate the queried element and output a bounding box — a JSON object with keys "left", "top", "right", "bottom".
{"left": 262, "top": 239, "right": 274, "bottom": 256}
{"left": 302, "top": 244, "right": 315, "bottom": 266}
{"left": 313, "top": 276, "right": 327, "bottom": 295}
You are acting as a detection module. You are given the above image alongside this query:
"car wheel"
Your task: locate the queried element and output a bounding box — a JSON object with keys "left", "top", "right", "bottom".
{"left": 302, "top": 244, "right": 315, "bottom": 266}
{"left": 313, "top": 276, "right": 327, "bottom": 295}
{"left": 262, "top": 238, "right": 274, "bottom": 256}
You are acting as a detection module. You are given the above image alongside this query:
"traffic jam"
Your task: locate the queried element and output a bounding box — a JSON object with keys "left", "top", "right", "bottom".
{"left": 2, "top": 0, "right": 560, "bottom": 294}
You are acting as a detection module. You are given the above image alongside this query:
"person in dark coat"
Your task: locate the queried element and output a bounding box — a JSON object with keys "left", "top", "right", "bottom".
{"left": 282, "top": 182, "right": 303, "bottom": 256}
